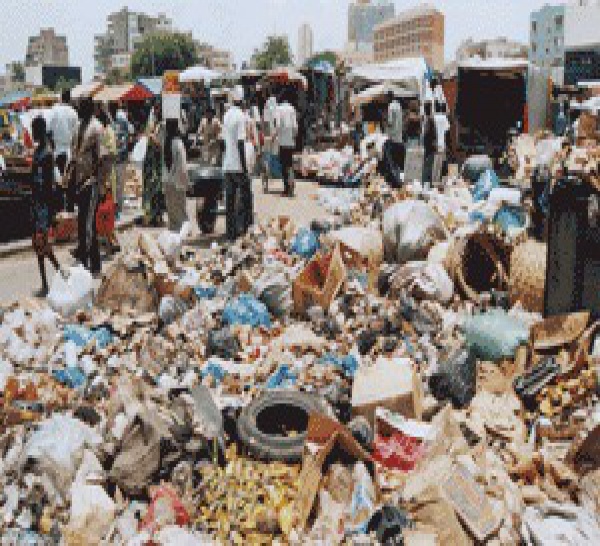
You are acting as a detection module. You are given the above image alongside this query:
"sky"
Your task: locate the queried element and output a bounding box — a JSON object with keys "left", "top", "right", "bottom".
{"left": 1, "top": 0, "right": 552, "bottom": 79}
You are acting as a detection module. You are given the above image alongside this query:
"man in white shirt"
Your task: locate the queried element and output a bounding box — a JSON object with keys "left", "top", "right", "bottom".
{"left": 274, "top": 90, "right": 298, "bottom": 197}
{"left": 387, "top": 95, "right": 403, "bottom": 144}
{"left": 434, "top": 101, "right": 450, "bottom": 153}
{"left": 222, "top": 88, "right": 251, "bottom": 241}
{"left": 383, "top": 92, "right": 405, "bottom": 188}
{"left": 49, "top": 90, "right": 78, "bottom": 209}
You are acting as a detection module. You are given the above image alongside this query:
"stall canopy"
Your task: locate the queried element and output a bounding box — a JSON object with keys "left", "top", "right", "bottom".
{"left": 179, "top": 66, "right": 222, "bottom": 83}
{"left": 71, "top": 82, "right": 104, "bottom": 100}
{"left": 137, "top": 77, "right": 163, "bottom": 97}
{"left": 94, "top": 83, "right": 153, "bottom": 103}
{"left": 307, "top": 60, "right": 335, "bottom": 75}
{"left": 0, "top": 91, "right": 32, "bottom": 110}
{"left": 351, "top": 57, "right": 430, "bottom": 97}
{"left": 266, "top": 67, "right": 308, "bottom": 88}
{"left": 351, "top": 82, "right": 418, "bottom": 106}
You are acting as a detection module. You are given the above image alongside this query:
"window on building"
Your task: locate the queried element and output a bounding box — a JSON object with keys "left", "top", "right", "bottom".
{"left": 532, "top": 21, "right": 537, "bottom": 33}
{"left": 555, "top": 15, "right": 563, "bottom": 29}
{"left": 532, "top": 44, "right": 537, "bottom": 54}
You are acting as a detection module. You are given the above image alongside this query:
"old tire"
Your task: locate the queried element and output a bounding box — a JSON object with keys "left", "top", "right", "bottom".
{"left": 237, "top": 391, "right": 325, "bottom": 462}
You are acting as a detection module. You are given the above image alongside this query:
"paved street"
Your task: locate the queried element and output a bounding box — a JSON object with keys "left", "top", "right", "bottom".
{"left": 0, "top": 178, "right": 327, "bottom": 306}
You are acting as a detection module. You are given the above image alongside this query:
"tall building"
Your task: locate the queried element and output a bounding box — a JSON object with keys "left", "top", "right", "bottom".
{"left": 298, "top": 23, "right": 314, "bottom": 66}
{"left": 196, "top": 42, "right": 233, "bottom": 73}
{"left": 348, "top": 0, "right": 395, "bottom": 46}
{"left": 25, "top": 28, "right": 69, "bottom": 67}
{"left": 94, "top": 7, "right": 173, "bottom": 76}
{"left": 530, "top": 4, "right": 566, "bottom": 71}
{"left": 457, "top": 38, "right": 528, "bottom": 62}
{"left": 373, "top": 4, "right": 445, "bottom": 71}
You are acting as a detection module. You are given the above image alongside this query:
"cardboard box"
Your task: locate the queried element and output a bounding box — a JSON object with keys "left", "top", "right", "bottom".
{"left": 292, "top": 244, "right": 346, "bottom": 316}
{"left": 295, "top": 414, "right": 376, "bottom": 530}
{"left": 352, "top": 357, "right": 423, "bottom": 425}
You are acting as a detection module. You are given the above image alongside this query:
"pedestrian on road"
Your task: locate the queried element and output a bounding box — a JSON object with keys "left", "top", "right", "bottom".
{"left": 222, "top": 90, "right": 252, "bottom": 241}
{"left": 143, "top": 101, "right": 165, "bottom": 226}
{"left": 111, "top": 103, "right": 131, "bottom": 215}
{"left": 383, "top": 92, "right": 405, "bottom": 188}
{"left": 96, "top": 105, "right": 120, "bottom": 254}
{"left": 30, "top": 116, "right": 62, "bottom": 297}
{"left": 434, "top": 100, "right": 450, "bottom": 181}
{"left": 70, "top": 97, "right": 102, "bottom": 275}
{"left": 422, "top": 101, "right": 437, "bottom": 188}
{"left": 198, "top": 106, "right": 222, "bottom": 166}
{"left": 275, "top": 90, "right": 298, "bottom": 197}
{"left": 163, "top": 118, "right": 190, "bottom": 233}
{"left": 48, "top": 90, "right": 78, "bottom": 210}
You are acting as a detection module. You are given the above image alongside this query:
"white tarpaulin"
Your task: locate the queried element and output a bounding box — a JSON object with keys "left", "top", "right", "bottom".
{"left": 180, "top": 66, "right": 222, "bottom": 83}
{"left": 351, "top": 82, "right": 418, "bottom": 106}
{"left": 458, "top": 58, "right": 530, "bottom": 71}
{"left": 351, "top": 57, "right": 428, "bottom": 97}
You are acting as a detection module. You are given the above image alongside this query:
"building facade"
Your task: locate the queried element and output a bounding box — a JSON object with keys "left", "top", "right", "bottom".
{"left": 195, "top": 43, "right": 233, "bottom": 73}
{"left": 25, "top": 28, "right": 69, "bottom": 67}
{"left": 457, "top": 37, "right": 528, "bottom": 62}
{"left": 530, "top": 4, "right": 566, "bottom": 71}
{"left": 298, "top": 23, "right": 314, "bottom": 66}
{"left": 565, "top": 0, "right": 600, "bottom": 84}
{"left": 348, "top": 0, "right": 395, "bottom": 50}
{"left": 94, "top": 7, "right": 173, "bottom": 76}
{"left": 373, "top": 4, "right": 445, "bottom": 71}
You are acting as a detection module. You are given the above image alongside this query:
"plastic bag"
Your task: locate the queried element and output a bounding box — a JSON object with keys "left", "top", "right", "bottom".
{"left": 159, "top": 296, "right": 188, "bottom": 325}
{"left": 317, "top": 353, "right": 359, "bottom": 378}
{"left": 47, "top": 265, "right": 94, "bottom": 317}
{"left": 390, "top": 261, "right": 454, "bottom": 304}
{"left": 253, "top": 267, "right": 292, "bottom": 317}
{"left": 157, "top": 221, "right": 193, "bottom": 259}
{"left": 25, "top": 414, "right": 102, "bottom": 495}
{"left": 347, "top": 462, "right": 377, "bottom": 535}
{"left": 462, "top": 155, "right": 493, "bottom": 184}
{"left": 429, "top": 346, "right": 477, "bottom": 408}
{"left": 472, "top": 169, "right": 500, "bottom": 202}
{"left": 493, "top": 203, "right": 528, "bottom": 234}
{"left": 66, "top": 450, "right": 116, "bottom": 544}
{"left": 290, "top": 228, "right": 320, "bottom": 259}
{"left": 465, "top": 310, "right": 530, "bottom": 361}
{"left": 64, "top": 324, "right": 113, "bottom": 350}
{"left": 265, "top": 364, "right": 297, "bottom": 389}
{"left": 222, "top": 293, "right": 271, "bottom": 328}
{"left": 383, "top": 200, "right": 447, "bottom": 264}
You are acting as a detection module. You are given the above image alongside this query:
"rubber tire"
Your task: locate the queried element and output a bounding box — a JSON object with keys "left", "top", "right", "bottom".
{"left": 237, "top": 391, "right": 325, "bottom": 463}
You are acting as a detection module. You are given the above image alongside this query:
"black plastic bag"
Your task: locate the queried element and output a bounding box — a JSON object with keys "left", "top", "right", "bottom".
{"left": 429, "top": 346, "right": 476, "bottom": 408}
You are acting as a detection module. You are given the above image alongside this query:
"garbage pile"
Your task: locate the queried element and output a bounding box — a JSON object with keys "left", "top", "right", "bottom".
{"left": 2, "top": 161, "right": 600, "bottom": 545}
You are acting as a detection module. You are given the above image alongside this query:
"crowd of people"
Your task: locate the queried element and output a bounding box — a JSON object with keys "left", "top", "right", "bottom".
{"left": 26, "top": 85, "right": 303, "bottom": 295}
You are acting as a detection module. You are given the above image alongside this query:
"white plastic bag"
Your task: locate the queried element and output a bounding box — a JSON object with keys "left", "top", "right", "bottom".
{"left": 25, "top": 414, "right": 102, "bottom": 496}
{"left": 390, "top": 261, "right": 454, "bottom": 304}
{"left": 383, "top": 200, "right": 447, "bottom": 263}
{"left": 47, "top": 265, "right": 94, "bottom": 317}
{"left": 157, "top": 221, "right": 193, "bottom": 259}
{"left": 67, "top": 450, "right": 116, "bottom": 543}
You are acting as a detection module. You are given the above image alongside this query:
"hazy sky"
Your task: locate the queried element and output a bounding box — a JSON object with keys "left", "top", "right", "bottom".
{"left": 1, "top": 0, "right": 551, "bottom": 79}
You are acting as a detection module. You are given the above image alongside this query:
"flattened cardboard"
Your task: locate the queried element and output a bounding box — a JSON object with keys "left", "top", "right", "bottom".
{"left": 440, "top": 463, "right": 500, "bottom": 542}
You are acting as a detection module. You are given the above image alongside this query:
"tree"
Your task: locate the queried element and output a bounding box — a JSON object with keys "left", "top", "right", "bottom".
{"left": 130, "top": 32, "right": 198, "bottom": 78}
{"left": 251, "top": 36, "right": 293, "bottom": 70}
{"left": 54, "top": 77, "right": 77, "bottom": 93}
{"left": 12, "top": 62, "right": 25, "bottom": 83}
{"left": 306, "top": 51, "right": 338, "bottom": 69}
{"left": 104, "top": 69, "right": 129, "bottom": 86}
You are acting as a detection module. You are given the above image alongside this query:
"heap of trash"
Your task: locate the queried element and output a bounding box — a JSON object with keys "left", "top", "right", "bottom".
{"left": 1, "top": 143, "right": 600, "bottom": 544}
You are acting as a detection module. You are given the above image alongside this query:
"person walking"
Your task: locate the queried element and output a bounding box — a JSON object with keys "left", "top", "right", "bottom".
{"left": 275, "top": 90, "right": 298, "bottom": 197}
{"left": 143, "top": 102, "right": 165, "bottom": 226}
{"left": 222, "top": 90, "right": 251, "bottom": 241}
{"left": 30, "top": 116, "right": 62, "bottom": 297}
{"left": 198, "top": 106, "right": 222, "bottom": 166}
{"left": 383, "top": 92, "right": 405, "bottom": 188}
{"left": 422, "top": 101, "right": 437, "bottom": 188}
{"left": 163, "top": 118, "right": 190, "bottom": 233}
{"left": 434, "top": 100, "right": 450, "bottom": 183}
{"left": 48, "top": 90, "right": 78, "bottom": 210}
{"left": 96, "top": 105, "right": 120, "bottom": 253}
{"left": 70, "top": 97, "right": 103, "bottom": 275}
{"left": 112, "top": 104, "right": 132, "bottom": 214}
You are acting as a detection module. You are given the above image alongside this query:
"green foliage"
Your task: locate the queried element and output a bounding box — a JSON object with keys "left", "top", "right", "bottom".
{"left": 307, "top": 51, "right": 338, "bottom": 69}
{"left": 130, "top": 32, "right": 199, "bottom": 78}
{"left": 12, "top": 62, "right": 25, "bottom": 83}
{"left": 104, "top": 69, "right": 129, "bottom": 86}
{"left": 53, "top": 77, "right": 77, "bottom": 93}
{"left": 251, "top": 36, "right": 293, "bottom": 70}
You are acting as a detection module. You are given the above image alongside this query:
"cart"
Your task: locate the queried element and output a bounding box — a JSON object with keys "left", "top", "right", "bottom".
{"left": 187, "top": 163, "right": 224, "bottom": 234}
{"left": 261, "top": 151, "right": 295, "bottom": 195}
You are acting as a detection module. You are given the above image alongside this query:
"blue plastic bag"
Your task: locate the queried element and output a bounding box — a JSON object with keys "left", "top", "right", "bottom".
{"left": 493, "top": 204, "right": 527, "bottom": 232}
{"left": 201, "top": 360, "right": 227, "bottom": 385}
{"left": 64, "top": 325, "right": 113, "bottom": 350}
{"left": 318, "top": 353, "right": 359, "bottom": 378}
{"left": 465, "top": 310, "right": 529, "bottom": 361}
{"left": 53, "top": 367, "right": 86, "bottom": 389}
{"left": 265, "top": 364, "right": 297, "bottom": 389}
{"left": 222, "top": 293, "right": 271, "bottom": 328}
{"left": 194, "top": 285, "right": 217, "bottom": 300}
{"left": 472, "top": 169, "right": 499, "bottom": 202}
{"left": 290, "top": 228, "right": 320, "bottom": 259}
